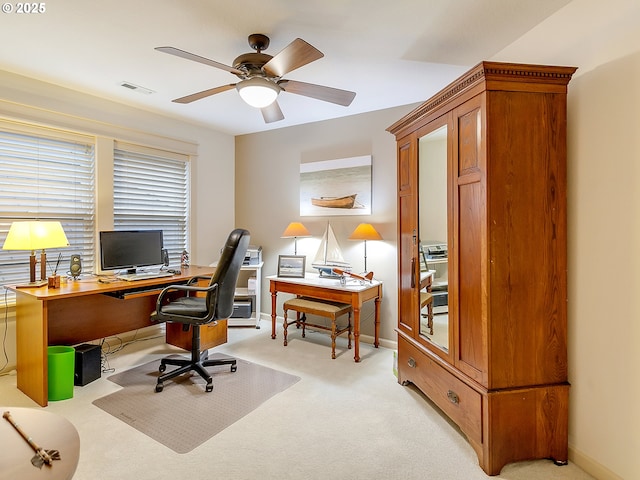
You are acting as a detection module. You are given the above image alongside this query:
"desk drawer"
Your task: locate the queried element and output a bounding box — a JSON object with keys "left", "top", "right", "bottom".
{"left": 398, "top": 336, "right": 482, "bottom": 444}
{"left": 166, "top": 319, "right": 227, "bottom": 351}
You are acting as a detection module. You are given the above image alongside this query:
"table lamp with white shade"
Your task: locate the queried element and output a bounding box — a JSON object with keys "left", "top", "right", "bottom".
{"left": 2, "top": 221, "right": 69, "bottom": 287}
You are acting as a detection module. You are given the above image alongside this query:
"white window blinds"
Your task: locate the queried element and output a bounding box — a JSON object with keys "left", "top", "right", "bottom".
{"left": 113, "top": 143, "right": 189, "bottom": 267}
{"left": 0, "top": 124, "right": 95, "bottom": 287}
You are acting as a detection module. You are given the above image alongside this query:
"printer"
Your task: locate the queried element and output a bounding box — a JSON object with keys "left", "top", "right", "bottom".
{"left": 423, "top": 241, "right": 447, "bottom": 260}
{"left": 244, "top": 245, "right": 262, "bottom": 265}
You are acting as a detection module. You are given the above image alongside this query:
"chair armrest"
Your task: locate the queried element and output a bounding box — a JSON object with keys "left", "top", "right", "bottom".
{"left": 187, "top": 274, "right": 213, "bottom": 286}
{"left": 154, "top": 282, "right": 218, "bottom": 312}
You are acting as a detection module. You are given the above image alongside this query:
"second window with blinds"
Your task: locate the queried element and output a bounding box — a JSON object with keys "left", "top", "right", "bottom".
{"left": 113, "top": 142, "right": 190, "bottom": 269}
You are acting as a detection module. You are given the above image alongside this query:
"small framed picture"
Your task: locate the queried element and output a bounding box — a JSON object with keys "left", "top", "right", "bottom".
{"left": 277, "top": 255, "right": 306, "bottom": 278}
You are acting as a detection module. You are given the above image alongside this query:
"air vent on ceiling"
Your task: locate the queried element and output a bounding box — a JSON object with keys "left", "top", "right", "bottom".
{"left": 120, "top": 82, "right": 155, "bottom": 95}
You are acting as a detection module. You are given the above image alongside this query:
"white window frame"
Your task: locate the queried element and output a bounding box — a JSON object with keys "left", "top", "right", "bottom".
{"left": 0, "top": 121, "right": 96, "bottom": 294}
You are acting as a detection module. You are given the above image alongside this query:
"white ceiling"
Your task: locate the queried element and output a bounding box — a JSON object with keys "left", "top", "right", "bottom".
{"left": 0, "top": 0, "right": 637, "bottom": 136}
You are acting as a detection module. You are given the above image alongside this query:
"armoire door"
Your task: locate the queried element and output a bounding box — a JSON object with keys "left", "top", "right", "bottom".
{"left": 397, "top": 136, "right": 417, "bottom": 335}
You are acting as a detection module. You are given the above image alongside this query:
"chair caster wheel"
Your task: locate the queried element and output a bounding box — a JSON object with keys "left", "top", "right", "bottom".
{"left": 159, "top": 363, "right": 166, "bottom": 373}
{"left": 205, "top": 383, "right": 213, "bottom": 392}
{"left": 231, "top": 364, "right": 237, "bottom": 373}
{"left": 155, "top": 383, "right": 164, "bottom": 393}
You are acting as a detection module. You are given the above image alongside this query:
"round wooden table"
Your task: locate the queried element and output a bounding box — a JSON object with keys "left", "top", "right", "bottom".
{"left": 1, "top": 407, "right": 80, "bottom": 480}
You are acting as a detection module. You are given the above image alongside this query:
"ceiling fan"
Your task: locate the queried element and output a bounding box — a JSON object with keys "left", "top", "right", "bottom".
{"left": 155, "top": 34, "right": 356, "bottom": 123}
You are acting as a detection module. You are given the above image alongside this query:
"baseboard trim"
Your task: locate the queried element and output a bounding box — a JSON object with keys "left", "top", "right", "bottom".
{"left": 569, "top": 446, "right": 624, "bottom": 480}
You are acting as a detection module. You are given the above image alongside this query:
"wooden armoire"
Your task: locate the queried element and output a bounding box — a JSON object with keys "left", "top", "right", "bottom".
{"left": 387, "top": 62, "right": 576, "bottom": 475}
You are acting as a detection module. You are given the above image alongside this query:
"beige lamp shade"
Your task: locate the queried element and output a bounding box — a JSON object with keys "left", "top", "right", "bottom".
{"left": 3, "top": 221, "right": 69, "bottom": 251}
{"left": 348, "top": 223, "right": 382, "bottom": 241}
{"left": 3, "top": 221, "right": 70, "bottom": 285}
{"left": 348, "top": 223, "right": 381, "bottom": 272}
{"left": 281, "top": 222, "right": 311, "bottom": 238}
{"left": 281, "top": 222, "right": 311, "bottom": 255}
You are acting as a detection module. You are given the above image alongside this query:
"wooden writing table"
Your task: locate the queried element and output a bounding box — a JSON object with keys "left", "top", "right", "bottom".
{"left": 268, "top": 273, "right": 382, "bottom": 362}
{"left": 7, "top": 266, "right": 215, "bottom": 407}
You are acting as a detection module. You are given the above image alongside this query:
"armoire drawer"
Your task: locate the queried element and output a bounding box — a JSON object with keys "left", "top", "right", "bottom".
{"left": 398, "top": 336, "right": 482, "bottom": 445}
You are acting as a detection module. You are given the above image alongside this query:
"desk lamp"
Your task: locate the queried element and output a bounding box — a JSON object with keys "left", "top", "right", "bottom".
{"left": 348, "top": 223, "right": 382, "bottom": 272}
{"left": 281, "top": 222, "right": 311, "bottom": 255}
{"left": 2, "top": 221, "right": 69, "bottom": 287}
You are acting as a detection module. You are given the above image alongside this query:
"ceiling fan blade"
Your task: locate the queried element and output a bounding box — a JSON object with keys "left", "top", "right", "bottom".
{"left": 261, "top": 101, "right": 285, "bottom": 123}
{"left": 155, "top": 46, "right": 244, "bottom": 75}
{"left": 262, "top": 38, "right": 324, "bottom": 78}
{"left": 280, "top": 80, "right": 356, "bottom": 106}
{"left": 172, "top": 84, "right": 236, "bottom": 104}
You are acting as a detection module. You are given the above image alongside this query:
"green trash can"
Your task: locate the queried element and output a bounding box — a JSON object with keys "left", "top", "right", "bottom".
{"left": 48, "top": 346, "right": 75, "bottom": 401}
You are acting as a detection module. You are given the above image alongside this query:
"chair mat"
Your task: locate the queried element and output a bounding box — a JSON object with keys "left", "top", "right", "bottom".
{"left": 92, "top": 353, "right": 300, "bottom": 453}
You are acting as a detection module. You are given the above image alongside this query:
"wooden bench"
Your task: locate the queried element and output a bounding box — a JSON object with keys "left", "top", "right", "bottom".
{"left": 283, "top": 296, "right": 352, "bottom": 359}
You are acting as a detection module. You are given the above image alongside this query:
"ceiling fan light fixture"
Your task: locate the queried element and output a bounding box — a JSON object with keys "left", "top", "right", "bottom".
{"left": 236, "top": 77, "right": 280, "bottom": 108}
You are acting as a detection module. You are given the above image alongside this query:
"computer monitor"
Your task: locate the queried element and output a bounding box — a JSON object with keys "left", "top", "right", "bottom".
{"left": 99, "top": 230, "right": 164, "bottom": 274}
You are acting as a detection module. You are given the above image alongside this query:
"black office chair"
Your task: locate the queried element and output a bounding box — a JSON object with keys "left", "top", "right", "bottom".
{"left": 150, "top": 228, "right": 250, "bottom": 392}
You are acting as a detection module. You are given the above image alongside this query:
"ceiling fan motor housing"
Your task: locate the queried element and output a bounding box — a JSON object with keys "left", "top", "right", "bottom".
{"left": 233, "top": 52, "right": 274, "bottom": 78}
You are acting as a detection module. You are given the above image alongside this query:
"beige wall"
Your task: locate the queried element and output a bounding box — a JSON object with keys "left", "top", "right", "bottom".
{"left": 0, "top": 70, "right": 236, "bottom": 370}
{"left": 234, "top": 54, "right": 640, "bottom": 479}
{"left": 1, "top": 44, "right": 639, "bottom": 480}
{"left": 566, "top": 51, "right": 640, "bottom": 480}
{"left": 0, "top": 70, "right": 236, "bottom": 265}
{"left": 235, "top": 105, "right": 414, "bottom": 345}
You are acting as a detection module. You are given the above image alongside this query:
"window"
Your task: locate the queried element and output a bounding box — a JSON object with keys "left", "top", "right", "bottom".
{"left": 113, "top": 143, "right": 189, "bottom": 267}
{"left": 0, "top": 123, "right": 95, "bottom": 290}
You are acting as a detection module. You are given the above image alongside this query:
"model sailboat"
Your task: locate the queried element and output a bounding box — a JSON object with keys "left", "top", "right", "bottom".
{"left": 312, "top": 223, "right": 351, "bottom": 277}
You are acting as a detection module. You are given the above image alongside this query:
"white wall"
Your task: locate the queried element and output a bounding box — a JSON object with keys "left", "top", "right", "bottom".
{"left": 235, "top": 105, "right": 414, "bottom": 345}
{"left": 565, "top": 52, "right": 640, "bottom": 480}
{"left": 234, "top": 57, "right": 640, "bottom": 480}
{"left": 0, "top": 70, "right": 235, "bottom": 266}
{"left": 0, "top": 70, "right": 236, "bottom": 367}
{"left": 2, "top": 6, "right": 639, "bottom": 475}
{"left": 489, "top": 1, "right": 640, "bottom": 477}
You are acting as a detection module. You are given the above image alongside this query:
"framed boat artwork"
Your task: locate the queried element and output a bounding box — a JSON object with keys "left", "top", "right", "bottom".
{"left": 299, "top": 155, "right": 372, "bottom": 216}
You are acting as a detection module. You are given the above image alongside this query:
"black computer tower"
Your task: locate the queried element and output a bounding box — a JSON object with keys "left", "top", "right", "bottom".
{"left": 74, "top": 343, "right": 101, "bottom": 386}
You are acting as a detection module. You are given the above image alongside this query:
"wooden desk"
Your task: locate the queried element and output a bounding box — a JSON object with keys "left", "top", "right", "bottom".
{"left": 7, "top": 266, "right": 216, "bottom": 407}
{"left": 268, "top": 273, "right": 382, "bottom": 362}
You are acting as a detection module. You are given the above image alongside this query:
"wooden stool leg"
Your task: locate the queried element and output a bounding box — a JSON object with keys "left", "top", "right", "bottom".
{"left": 428, "top": 302, "right": 433, "bottom": 335}
{"left": 330, "top": 315, "right": 337, "bottom": 359}
{"left": 301, "top": 314, "right": 307, "bottom": 338}
{"left": 283, "top": 309, "right": 289, "bottom": 346}
{"left": 347, "top": 312, "right": 352, "bottom": 349}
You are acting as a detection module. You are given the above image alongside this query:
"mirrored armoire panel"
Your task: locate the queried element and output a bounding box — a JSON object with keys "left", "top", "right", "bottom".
{"left": 417, "top": 124, "right": 449, "bottom": 352}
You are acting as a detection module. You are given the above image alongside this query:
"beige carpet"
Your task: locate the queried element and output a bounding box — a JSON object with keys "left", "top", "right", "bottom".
{"left": 1, "top": 326, "right": 597, "bottom": 479}
{"left": 92, "top": 353, "right": 300, "bottom": 453}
